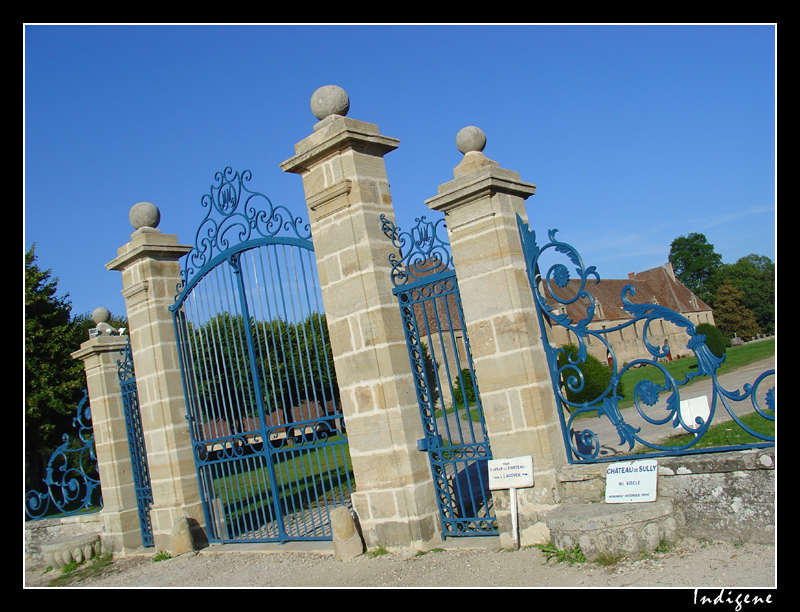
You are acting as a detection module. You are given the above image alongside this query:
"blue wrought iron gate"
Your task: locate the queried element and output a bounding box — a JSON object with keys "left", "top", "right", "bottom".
{"left": 516, "top": 217, "right": 775, "bottom": 463}
{"left": 118, "top": 338, "right": 154, "bottom": 547}
{"left": 170, "top": 168, "right": 351, "bottom": 543}
{"left": 381, "top": 215, "right": 496, "bottom": 537}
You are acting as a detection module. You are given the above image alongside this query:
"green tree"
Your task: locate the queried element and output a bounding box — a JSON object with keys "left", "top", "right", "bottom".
{"left": 709, "top": 254, "right": 775, "bottom": 335}
{"left": 668, "top": 233, "right": 723, "bottom": 302}
{"left": 711, "top": 280, "right": 761, "bottom": 342}
{"left": 25, "top": 245, "right": 87, "bottom": 490}
{"left": 183, "top": 312, "right": 339, "bottom": 432}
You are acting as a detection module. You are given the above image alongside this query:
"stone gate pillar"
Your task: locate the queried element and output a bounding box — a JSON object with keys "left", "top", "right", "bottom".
{"left": 281, "top": 86, "right": 440, "bottom": 550}
{"left": 106, "top": 203, "right": 203, "bottom": 553}
{"left": 71, "top": 312, "right": 141, "bottom": 555}
{"left": 426, "top": 127, "right": 567, "bottom": 548}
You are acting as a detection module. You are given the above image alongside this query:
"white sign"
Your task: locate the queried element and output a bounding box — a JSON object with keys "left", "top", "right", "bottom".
{"left": 679, "top": 396, "right": 710, "bottom": 430}
{"left": 605, "top": 459, "right": 658, "bottom": 503}
{"left": 488, "top": 456, "right": 534, "bottom": 490}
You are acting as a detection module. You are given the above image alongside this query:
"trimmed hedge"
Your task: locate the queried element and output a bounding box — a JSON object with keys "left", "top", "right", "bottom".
{"left": 556, "top": 344, "right": 624, "bottom": 407}
{"left": 696, "top": 323, "right": 727, "bottom": 358}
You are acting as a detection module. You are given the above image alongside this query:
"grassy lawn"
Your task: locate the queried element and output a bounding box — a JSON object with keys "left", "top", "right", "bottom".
{"left": 206, "top": 434, "right": 354, "bottom": 536}
{"left": 654, "top": 408, "right": 774, "bottom": 451}
{"left": 616, "top": 338, "right": 775, "bottom": 410}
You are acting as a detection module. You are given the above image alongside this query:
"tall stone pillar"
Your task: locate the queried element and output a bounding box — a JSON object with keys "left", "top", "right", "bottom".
{"left": 426, "top": 127, "right": 567, "bottom": 548}
{"left": 71, "top": 311, "right": 141, "bottom": 555}
{"left": 106, "top": 202, "right": 202, "bottom": 552}
{"left": 281, "top": 86, "right": 440, "bottom": 550}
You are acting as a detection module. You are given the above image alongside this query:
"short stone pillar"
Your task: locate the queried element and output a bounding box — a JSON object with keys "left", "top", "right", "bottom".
{"left": 71, "top": 323, "right": 142, "bottom": 555}
{"left": 426, "top": 127, "right": 567, "bottom": 549}
{"left": 106, "top": 203, "right": 203, "bottom": 553}
{"left": 281, "top": 86, "right": 440, "bottom": 550}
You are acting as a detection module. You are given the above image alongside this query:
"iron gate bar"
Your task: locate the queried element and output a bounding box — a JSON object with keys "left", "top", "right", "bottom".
{"left": 171, "top": 168, "right": 351, "bottom": 544}
{"left": 118, "top": 339, "right": 154, "bottom": 546}
{"left": 381, "top": 214, "right": 496, "bottom": 537}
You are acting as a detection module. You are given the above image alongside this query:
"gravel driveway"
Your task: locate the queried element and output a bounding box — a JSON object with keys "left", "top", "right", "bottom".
{"left": 25, "top": 535, "right": 776, "bottom": 589}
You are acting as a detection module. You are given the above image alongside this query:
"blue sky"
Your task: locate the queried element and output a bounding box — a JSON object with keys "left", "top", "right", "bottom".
{"left": 24, "top": 24, "right": 776, "bottom": 320}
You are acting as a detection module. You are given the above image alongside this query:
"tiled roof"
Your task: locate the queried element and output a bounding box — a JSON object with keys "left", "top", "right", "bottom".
{"left": 541, "top": 263, "right": 712, "bottom": 323}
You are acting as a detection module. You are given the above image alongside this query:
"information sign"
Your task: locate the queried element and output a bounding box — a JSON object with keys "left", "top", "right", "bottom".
{"left": 488, "top": 456, "right": 534, "bottom": 490}
{"left": 605, "top": 459, "right": 658, "bottom": 503}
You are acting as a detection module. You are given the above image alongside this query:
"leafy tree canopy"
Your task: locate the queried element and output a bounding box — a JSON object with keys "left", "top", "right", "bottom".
{"left": 668, "top": 232, "right": 723, "bottom": 302}
{"left": 709, "top": 254, "right": 775, "bottom": 335}
{"left": 711, "top": 280, "right": 762, "bottom": 342}
{"left": 25, "top": 245, "right": 87, "bottom": 487}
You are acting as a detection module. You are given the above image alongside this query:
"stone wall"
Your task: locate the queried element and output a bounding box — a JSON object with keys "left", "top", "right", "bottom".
{"left": 554, "top": 448, "right": 776, "bottom": 544}
{"left": 24, "top": 513, "right": 103, "bottom": 568}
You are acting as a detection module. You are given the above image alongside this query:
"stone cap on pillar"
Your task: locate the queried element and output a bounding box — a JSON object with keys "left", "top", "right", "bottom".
{"left": 425, "top": 126, "right": 536, "bottom": 213}
{"left": 106, "top": 202, "right": 192, "bottom": 272}
{"left": 281, "top": 85, "right": 399, "bottom": 175}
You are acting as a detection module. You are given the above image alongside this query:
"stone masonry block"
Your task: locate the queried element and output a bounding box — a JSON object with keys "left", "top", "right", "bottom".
{"left": 546, "top": 500, "right": 676, "bottom": 561}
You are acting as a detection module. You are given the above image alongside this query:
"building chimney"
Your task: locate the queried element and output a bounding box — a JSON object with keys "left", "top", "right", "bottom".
{"left": 628, "top": 272, "right": 636, "bottom": 279}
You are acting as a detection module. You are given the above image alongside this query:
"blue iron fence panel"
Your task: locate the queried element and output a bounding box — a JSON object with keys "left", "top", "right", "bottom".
{"left": 25, "top": 390, "right": 103, "bottom": 520}
{"left": 516, "top": 217, "right": 775, "bottom": 463}
{"left": 171, "top": 168, "right": 351, "bottom": 543}
{"left": 381, "top": 214, "right": 496, "bottom": 537}
{"left": 117, "top": 338, "right": 154, "bottom": 546}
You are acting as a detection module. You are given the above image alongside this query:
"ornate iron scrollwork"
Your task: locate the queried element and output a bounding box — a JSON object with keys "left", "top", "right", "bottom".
{"left": 517, "top": 216, "right": 775, "bottom": 462}
{"left": 178, "top": 167, "right": 312, "bottom": 291}
{"left": 25, "top": 390, "right": 102, "bottom": 520}
{"left": 380, "top": 214, "right": 454, "bottom": 286}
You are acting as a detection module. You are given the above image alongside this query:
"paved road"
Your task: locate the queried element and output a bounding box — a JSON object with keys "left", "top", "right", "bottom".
{"left": 573, "top": 356, "right": 775, "bottom": 458}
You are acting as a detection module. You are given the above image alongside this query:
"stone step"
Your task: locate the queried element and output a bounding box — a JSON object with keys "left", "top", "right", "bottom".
{"left": 545, "top": 499, "right": 677, "bottom": 562}
{"left": 41, "top": 533, "right": 102, "bottom": 569}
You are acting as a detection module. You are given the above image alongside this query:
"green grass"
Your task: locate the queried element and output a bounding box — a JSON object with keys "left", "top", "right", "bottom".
{"left": 206, "top": 433, "right": 354, "bottom": 534}
{"left": 652, "top": 408, "right": 774, "bottom": 451}
{"left": 535, "top": 542, "right": 587, "bottom": 564}
{"left": 43, "top": 553, "right": 115, "bottom": 587}
{"left": 616, "top": 339, "right": 774, "bottom": 410}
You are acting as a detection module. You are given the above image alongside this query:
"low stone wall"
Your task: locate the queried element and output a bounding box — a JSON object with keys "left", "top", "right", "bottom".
{"left": 555, "top": 448, "right": 776, "bottom": 544}
{"left": 24, "top": 513, "right": 103, "bottom": 569}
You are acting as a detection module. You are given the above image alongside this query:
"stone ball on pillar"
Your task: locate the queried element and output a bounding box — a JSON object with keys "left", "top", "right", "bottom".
{"left": 129, "top": 201, "right": 161, "bottom": 230}
{"left": 92, "top": 307, "right": 111, "bottom": 325}
{"left": 310, "top": 85, "right": 350, "bottom": 120}
{"left": 91, "top": 307, "right": 115, "bottom": 335}
{"left": 456, "top": 126, "right": 487, "bottom": 154}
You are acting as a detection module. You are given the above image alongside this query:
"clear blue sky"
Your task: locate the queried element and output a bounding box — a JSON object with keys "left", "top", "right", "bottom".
{"left": 24, "top": 24, "right": 776, "bottom": 320}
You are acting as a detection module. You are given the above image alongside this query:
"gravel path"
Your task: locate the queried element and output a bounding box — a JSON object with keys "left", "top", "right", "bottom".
{"left": 25, "top": 536, "right": 776, "bottom": 589}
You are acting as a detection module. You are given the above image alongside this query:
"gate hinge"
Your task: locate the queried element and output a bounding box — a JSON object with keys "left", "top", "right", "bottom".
{"left": 416, "top": 435, "right": 442, "bottom": 451}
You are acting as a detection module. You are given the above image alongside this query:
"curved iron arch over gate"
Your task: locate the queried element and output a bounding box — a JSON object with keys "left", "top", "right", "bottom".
{"left": 170, "top": 168, "right": 352, "bottom": 543}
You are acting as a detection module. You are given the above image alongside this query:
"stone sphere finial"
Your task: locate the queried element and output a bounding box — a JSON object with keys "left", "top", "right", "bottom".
{"left": 92, "top": 307, "right": 111, "bottom": 325}
{"left": 129, "top": 201, "right": 161, "bottom": 230}
{"left": 310, "top": 85, "right": 350, "bottom": 121}
{"left": 456, "top": 126, "right": 487, "bottom": 154}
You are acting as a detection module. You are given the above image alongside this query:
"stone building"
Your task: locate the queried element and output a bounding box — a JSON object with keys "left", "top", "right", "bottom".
{"left": 541, "top": 261, "right": 715, "bottom": 366}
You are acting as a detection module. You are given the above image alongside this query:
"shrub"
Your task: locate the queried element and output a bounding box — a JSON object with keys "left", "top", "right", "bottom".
{"left": 695, "top": 323, "right": 726, "bottom": 358}
{"left": 556, "top": 344, "right": 624, "bottom": 407}
{"left": 451, "top": 368, "right": 477, "bottom": 406}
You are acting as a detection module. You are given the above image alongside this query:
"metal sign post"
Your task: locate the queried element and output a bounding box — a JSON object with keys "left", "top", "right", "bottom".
{"left": 488, "top": 456, "right": 534, "bottom": 550}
